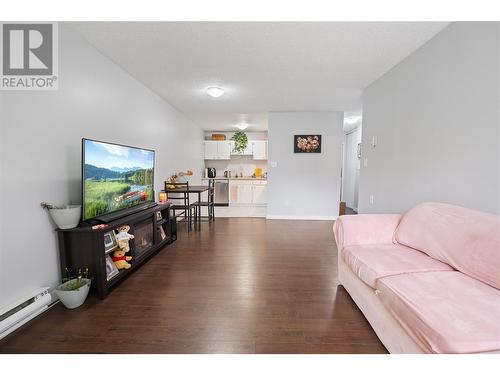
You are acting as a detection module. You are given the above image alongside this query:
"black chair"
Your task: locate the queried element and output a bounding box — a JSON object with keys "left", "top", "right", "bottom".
{"left": 165, "top": 181, "right": 198, "bottom": 231}
{"left": 195, "top": 179, "right": 215, "bottom": 223}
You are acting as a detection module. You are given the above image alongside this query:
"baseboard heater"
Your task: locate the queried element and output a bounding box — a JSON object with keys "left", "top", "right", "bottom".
{"left": 0, "top": 287, "right": 51, "bottom": 340}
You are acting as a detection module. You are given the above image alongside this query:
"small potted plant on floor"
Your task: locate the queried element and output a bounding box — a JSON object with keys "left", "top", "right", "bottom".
{"left": 55, "top": 268, "right": 91, "bottom": 309}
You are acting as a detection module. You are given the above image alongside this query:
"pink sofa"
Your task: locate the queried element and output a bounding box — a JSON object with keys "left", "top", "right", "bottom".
{"left": 333, "top": 202, "right": 500, "bottom": 354}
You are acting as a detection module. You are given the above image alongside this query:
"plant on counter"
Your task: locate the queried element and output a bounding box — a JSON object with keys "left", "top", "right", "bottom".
{"left": 231, "top": 130, "right": 248, "bottom": 154}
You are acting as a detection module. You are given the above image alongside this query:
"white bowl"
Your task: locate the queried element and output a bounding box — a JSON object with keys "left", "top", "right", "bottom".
{"left": 49, "top": 205, "right": 82, "bottom": 229}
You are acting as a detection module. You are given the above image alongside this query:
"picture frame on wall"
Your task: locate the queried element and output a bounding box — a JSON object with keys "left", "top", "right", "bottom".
{"left": 294, "top": 135, "right": 322, "bottom": 153}
{"left": 103, "top": 230, "right": 118, "bottom": 253}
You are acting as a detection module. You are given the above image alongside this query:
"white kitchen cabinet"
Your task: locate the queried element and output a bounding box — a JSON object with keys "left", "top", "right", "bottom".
{"left": 230, "top": 180, "right": 267, "bottom": 205}
{"left": 252, "top": 141, "right": 267, "bottom": 160}
{"left": 230, "top": 180, "right": 253, "bottom": 204}
{"left": 243, "top": 142, "right": 253, "bottom": 155}
{"left": 204, "top": 141, "right": 218, "bottom": 159}
{"left": 252, "top": 184, "right": 267, "bottom": 205}
{"left": 204, "top": 141, "right": 232, "bottom": 160}
{"left": 217, "top": 141, "right": 232, "bottom": 159}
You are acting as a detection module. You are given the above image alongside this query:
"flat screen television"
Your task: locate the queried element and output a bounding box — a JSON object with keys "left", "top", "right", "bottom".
{"left": 82, "top": 138, "right": 155, "bottom": 221}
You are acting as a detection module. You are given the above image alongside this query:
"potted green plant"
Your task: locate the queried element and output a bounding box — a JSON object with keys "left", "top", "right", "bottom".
{"left": 231, "top": 130, "right": 248, "bottom": 154}
{"left": 55, "top": 268, "right": 91, "bottom": 309}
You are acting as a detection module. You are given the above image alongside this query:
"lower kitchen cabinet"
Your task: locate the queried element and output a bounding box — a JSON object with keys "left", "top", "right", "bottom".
{"left": 252, "top": 184, "right": 267, "bottom": 205}
{"left": 229, "top": 180, "right": 267, "bottom": 206}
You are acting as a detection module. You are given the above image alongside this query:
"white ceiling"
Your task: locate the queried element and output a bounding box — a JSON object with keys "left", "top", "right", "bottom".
{"left": 71, "top": 22, "right": 448, "bottom": 131}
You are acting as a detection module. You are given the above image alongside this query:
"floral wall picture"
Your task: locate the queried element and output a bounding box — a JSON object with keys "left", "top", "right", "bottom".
{"left": 294, "top": 135, "right": 322, "bottom": 153}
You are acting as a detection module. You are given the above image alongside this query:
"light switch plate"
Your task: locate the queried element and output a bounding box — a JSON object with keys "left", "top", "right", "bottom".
{"left": 371, "top": 136, "right": 377, "bottom": 147}
{"left": 270, "top": 161, "right": 278, "bottom": 168}
{"left": 363, "top": 158, "right": 368, "bottom": 167}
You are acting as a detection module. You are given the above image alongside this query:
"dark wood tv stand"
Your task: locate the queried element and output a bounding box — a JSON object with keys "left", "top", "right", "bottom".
{"left": 57, "top": 202, "right": 176, "bottom": 299}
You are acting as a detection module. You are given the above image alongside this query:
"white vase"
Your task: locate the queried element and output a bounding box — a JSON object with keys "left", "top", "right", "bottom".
{"left": 55, "top": 278, "right": 91, "bottom": 309}
{"left": 49, "top": 205, "right": 81, "bottom": 229}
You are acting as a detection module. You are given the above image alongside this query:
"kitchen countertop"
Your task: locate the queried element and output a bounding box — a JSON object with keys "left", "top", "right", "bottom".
{"left": 202, "top": 177, "right": 267, "bottom": 181}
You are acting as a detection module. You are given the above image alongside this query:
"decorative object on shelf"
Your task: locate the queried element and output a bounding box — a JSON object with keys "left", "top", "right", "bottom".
{"left": 55, "top": 268, "right": 91, "bottom": 309}
{"left": 294, "top": 135, "right": 322, "bottom": 153}
{"left": 156, "top": 211, "right": 163, "bottom": 220}
{"left": 211, "top": 133, "right": 226, "bottom": 140}
{"left": 105, "top": 255, "right": 119, "bottom": 280}
{"left": 115, "top": 225, "right": 134, "bottom": 252}
{"left": 112, "top": 248, "right": 132, "bottom": 270}
{"left": 92, "top": 224, "right": 109, "bottom": 230}
{"left": 166, "top": 170, "right": 194, "bottom": 188}
{"left": 41, "top": 202, "right": 81, "bottom": 229}
{"left": 103, "top": 230, "right": 118, "bottom": 253}
{"left": 159, "top": 192, "right": 168, "bottom": 203}
{"left": 231, "top": 130, "right": 248, "bottom": 154}
{"left": 159, "top": 226, "right": 167, "bottom": 241}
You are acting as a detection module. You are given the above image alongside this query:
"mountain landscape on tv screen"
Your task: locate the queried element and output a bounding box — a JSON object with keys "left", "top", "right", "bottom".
{"left": 84, "top": 164, "right": 154, "bottom": 220}
{"left": 83, "top": 139, "right": 155, "bottom": 220}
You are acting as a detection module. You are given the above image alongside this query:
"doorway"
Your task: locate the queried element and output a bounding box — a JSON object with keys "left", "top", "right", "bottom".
{"left": 341, "top": 126, "right": 362, "bottom": 214}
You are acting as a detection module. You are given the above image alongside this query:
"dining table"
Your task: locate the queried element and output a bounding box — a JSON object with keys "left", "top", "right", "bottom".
{"left": 163, "top": 185, "right": 209, "bottom": 229}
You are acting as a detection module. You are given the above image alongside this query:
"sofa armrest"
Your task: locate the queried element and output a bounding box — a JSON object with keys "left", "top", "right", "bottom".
{"left": 333, "top": 214, "right": 402, "bottom": 250}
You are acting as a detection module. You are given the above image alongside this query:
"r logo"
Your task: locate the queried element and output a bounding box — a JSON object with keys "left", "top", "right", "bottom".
{"left": 2, "top": 23, "right": 53, "bottom": 75}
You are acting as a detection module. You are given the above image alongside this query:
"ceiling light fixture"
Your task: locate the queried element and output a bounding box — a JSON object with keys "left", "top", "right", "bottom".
{"left": 344, "top": 116, "right": 362, "bottom": 125}
{"left": 206, "top": 86, "right": 225, "bottom": 98}
{"left": 235, "top": 123, "right": 248, "bottom": 130}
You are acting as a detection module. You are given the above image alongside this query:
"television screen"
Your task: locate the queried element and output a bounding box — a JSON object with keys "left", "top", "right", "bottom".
{"left": 82, "top": 139, "right": 155, "bottom": 221}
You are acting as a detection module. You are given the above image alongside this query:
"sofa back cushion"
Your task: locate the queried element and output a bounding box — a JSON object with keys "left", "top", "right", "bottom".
{"left": 394, "top": 202, "right": 500, "bottom": 289}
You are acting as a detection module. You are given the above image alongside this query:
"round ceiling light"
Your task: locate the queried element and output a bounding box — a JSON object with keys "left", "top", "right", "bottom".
{"left": 206, "top": 86, "right": 225, "bottom": 98}
{"left": 235, "top": 123, "right": 248, "bottom": 130}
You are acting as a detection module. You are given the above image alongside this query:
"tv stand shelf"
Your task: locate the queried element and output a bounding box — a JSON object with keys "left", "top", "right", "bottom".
{"left": 57, "top": 202, "right": 176, "bottom": 299}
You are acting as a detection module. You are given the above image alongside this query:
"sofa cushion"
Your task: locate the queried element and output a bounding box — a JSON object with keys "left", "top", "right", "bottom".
{"left": 377, "top": 271, "right": 500, "bottom": 353}
{"left": 341, "top": 244, "right": 453, "bottom": 289}
{"left": 394, "top": 202, "right": 500, "bottom": 289}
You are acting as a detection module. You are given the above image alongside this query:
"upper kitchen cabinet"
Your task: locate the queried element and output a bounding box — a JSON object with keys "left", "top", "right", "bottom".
{"left": 204, "top": 141, "right": 232, "bottom": 160}
{"left": 251, "top": 140, "right": 268, "bottom": 160}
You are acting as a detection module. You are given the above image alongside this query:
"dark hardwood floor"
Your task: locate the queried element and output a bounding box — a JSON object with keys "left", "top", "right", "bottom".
{"left": 0, "top": 218, "right": 387, "bottom": 354}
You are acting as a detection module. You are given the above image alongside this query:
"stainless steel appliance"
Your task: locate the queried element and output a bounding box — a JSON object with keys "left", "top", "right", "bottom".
{"left": 206, "top": 167, "right": 216, "bottom": 178}
{"left": 214, "top": 179, "right": 229, "bottom": 206}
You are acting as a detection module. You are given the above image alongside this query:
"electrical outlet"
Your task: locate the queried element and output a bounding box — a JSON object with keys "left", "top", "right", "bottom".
{"left": 369, "top": 194, "right": 375, "bottom": 205}
{"left": 270, "top": 161, "right": 278, "bottom": 168}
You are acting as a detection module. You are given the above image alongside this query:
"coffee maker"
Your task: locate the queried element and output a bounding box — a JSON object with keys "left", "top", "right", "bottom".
{"left": 206, "top": 167, "right": 216, "bottom": 178}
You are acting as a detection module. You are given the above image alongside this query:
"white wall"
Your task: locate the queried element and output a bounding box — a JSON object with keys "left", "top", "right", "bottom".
{"left": 359, "top": 22, "right": 500, "bottom": 214}
{"left": 267, "top": 112, "right": 343, "bottom": 219}
{"left": 342, "top": 126, "right": 362, "bottom": 210}
{"left": 0, "top": 23, "right": 204, "bottom": 309}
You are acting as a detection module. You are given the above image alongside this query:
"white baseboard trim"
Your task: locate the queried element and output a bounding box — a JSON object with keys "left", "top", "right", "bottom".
{"left": 266, "top": 215, "right": 338, "bottom": 221}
